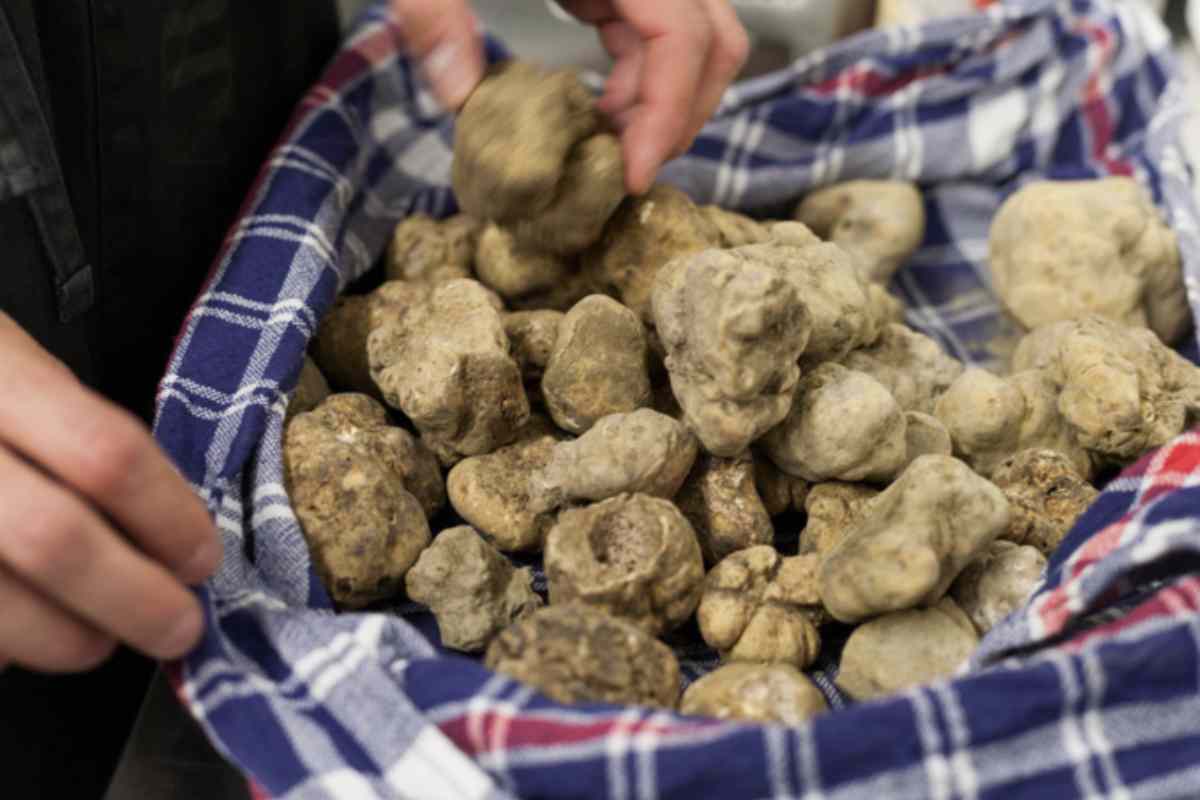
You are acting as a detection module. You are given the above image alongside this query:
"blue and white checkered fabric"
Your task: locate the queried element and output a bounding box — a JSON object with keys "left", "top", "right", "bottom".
{"left": 154, "top": 1, "right": 1200, "bottom": 797}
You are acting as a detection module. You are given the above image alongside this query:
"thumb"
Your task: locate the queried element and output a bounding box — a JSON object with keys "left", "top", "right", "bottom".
{"left": 390, "top": 0, "right": 485, "bottom": 109}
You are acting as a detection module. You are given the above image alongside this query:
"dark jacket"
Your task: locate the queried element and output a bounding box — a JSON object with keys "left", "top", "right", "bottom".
{"left": 0, "top": 3, "right": 339, "bottom": 797}
{"left": 1, "top": 0, "right": 339, "bottom": 418}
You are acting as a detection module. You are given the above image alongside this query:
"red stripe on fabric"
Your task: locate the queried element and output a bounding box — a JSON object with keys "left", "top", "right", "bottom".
{"left": 440, "top": 710, "right": 722, "bottom": 756}
{"left": 1074, "top": 19, "right": 1132, "bottom": 176}
{"left": 1063, "top": 576, "right": 1200, "bottom": 652}
{"left": 810, "top": 64, "right": 952, "bottom": 98}
{"left": 1068, "top": 520, "right": 1128, "bottom": 581}
{"left": 248, "top": 779, "right": 273, "bottom": 800}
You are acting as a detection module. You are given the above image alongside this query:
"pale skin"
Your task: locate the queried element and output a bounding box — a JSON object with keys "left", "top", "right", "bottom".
{"left": 395, "top": 0, "right": 750, "bottom": 194}
{"left": 1, "top": 1, "right": 746, "bottom": 673}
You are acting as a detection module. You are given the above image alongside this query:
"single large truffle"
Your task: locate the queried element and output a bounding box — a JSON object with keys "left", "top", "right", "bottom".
{"left": 529, "top": 409, "right": 697, "bottom": 513}
{"left": 836, "top": 598, "right": 979, "bottom": 701}
{"left": 1011, "top": 316, "right": 1200, "bottom": 465}
{"left": 762, "top": 363, "right": 908, "bottom": 484}
{"left": 386, "top": 213, "right": 479, "bottom": 285}
{"left": 697, "top": 546, "right": 824, "bottom": 668}
{"left": 842, "top": 324, "right": 963, "bottom": 414}
{"left": 989, "top": 178, "right": 1188, "bottom": 343}
{"left": 544, "top": 494, "right": 705, "bottom": 635}
{"left": 652, "top": 247, "right": 812, "bottom": 457}
{"left": 680, "top": 663, "right": 827, "bottom": 725}
{"left": 934, "top": 367, "right": 1092, "bottom": 479}
{"left": 541, "top": 295, "right": 652, "bottom": 434}
{"left": 485, "top": 604, "right": 682, "bottom": 708}
{"left": 800, "top": 482, "right": 879, "bottom": 558}
{"left": 990, "top": 449, "right": 1098, "bottom": 557}
{"left": 950, "top": 540, "right": 1046, "bottom": 635}
{"left": 367, "top": 279, "right": 529, "bottom": 464}
{"left": 283, "top": 394, "right": 438, "bottom": 608}
{"left": 587, "top": 184, "right": 714, "bottom": 322}
{"left": 795, "top": 180, "right": 926, "bottom": 284}
{"left": 675, "top": 453, "right": 775, "bottom": 565}
{"left": 818, "top": 455, "right": 1011, "bottom": 623}
{"left": 447, "top": 417, "right": 564, "bottom": 552}
{"left": 453, "top": 61, "right": 624, "bottom": 255}
{"left": 405, "top": 526, "right": 543, "bottom": 652}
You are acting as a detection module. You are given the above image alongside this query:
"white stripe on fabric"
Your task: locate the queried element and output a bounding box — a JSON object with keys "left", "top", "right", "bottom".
{"left": 1080, "top": 649, "right": 1131, "bottom": 800}
{"left": 387, "top": 727, "right": 497, "bottom": 800}
{"left": 1051, "top": 651, "right": 1104, "bottom": 799}
{"left": 765, "top": 724, "right": 793, "bottom": 799}
{"left": 910, "top": 688, "right": 952, "bottom": 800}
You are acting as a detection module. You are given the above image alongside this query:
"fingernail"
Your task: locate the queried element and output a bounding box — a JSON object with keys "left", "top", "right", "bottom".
{"left": 181, "top": 536, "right": 222, "bottom": 585}
{"left": 161, "top": 606, "right": 204, "bottom": 658}
{"left": 423, "top": 40, "right": 478, "bottom": 110}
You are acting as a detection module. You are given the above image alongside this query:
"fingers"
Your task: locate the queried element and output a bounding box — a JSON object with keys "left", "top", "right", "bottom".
{"left": 609, "top": 0, "right": 712, "bottom": 194}
{"left": 594, "top": 21, "right": 643, "bottom": 117}
{"left": 0, "top": 445, "right": 205, "bottom": 661}
{"left": 0, "top": 564, "right": 116, "bottom": 673}
{"left": 684, "top": 0, "right": 749, "bottom": 151}
{"left": 0, "top": 317, "right": 220, "bottom": 586}
{"left": 562, "top": 0, "right": 748, "bottom": 194}
{"left": 390, "top": 0, "right": 485, "bottom": 109}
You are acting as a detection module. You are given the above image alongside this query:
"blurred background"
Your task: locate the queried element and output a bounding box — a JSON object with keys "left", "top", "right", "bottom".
{"left": 335, "top": 0, "right": 1199, "bottom": 187}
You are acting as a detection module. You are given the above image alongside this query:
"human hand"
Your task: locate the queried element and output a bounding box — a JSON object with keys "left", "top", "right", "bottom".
{"left": 556, "top": 0, "right": 750, "bottom": 194}
{"left": 0, "top": 313, "right": 221, "bottom": 673}
{"left": 389, "top": 0, "right": 749, "bottom": 195}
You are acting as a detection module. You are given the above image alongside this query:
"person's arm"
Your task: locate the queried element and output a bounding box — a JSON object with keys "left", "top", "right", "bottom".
{"left": 0, "top": 313, "right": 220, "bottom": 672}
{"left": 390, "top": 0, "right": 749, "bottom": 194}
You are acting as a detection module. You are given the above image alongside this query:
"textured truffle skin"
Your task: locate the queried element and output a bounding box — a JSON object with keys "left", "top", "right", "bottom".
{"left": 903, "top": 411, "right": 953, "bottom": 468}
{"left": 446, "top": 416, "right": 564, "bottom": 552}
{"left": 312, "top": 280, "right": 433, "bottom": 396}
{"left": 544, "top": 494, "right": 705, "bottom": 635}
{"left": 762, "top": 363, "right": 908, "bottom": 484}
{"left": 474, "top": 225, "right": 570, "bottom": 300}
{"left": 989, "top": 178, "right": 1188, "bottom": 343}
{"left": 529, "top": 409, "right": 697, "bottom": 513}
{"left": 1012, "top": 316, "right": 1200, "bottom": 465}
{"left": 485, "top": 603, "right": 682, "bottom": 708}
{"left": 800, "top": 482, "right": 879, "bottom": 558}
{"left": 509, "top": 133, "right": 626, "bottom": 256}
{"left": 405, "top": 526, "right": 543, "bottom": 652}
{"left": 652, "top": 247, "right": 812, "bottom": 457}
{"left": 675, "top": 453, "right": 775, "bottom": 565}
{"left": 836, "top": 598, "right": 979, "bottom": 701}
{"left": 740, "top": 241, "right": 884, "bottom": 366}
{"left": 680, "top": 663, "right": 827, "bottom": 725}
{"left": 386, "top": 213, "right": 479, "bottom": 285}
{"left": 588, "top": 184, "right": 714, "bottom": 322}
{"left": 288, "top": 356, "right": 331, "bottom": 418}
{"left": 697, "top": 546, "right": 823, "bottom": 668}
{"left": 796, "top": 180, "right": 926, "bottom": 283}
{"left": 950, "top": 540, "right": 1046, "bottom": 635}
{"left": 453, "top": 62, "right": 623, "bottom": 255}
{"left": 283, "top": 394, "right": 436, "bottom": 608}
{"left": 934, "top": 367, "right": 1092, "bottom": 480}
{"left": 991, "top": 449, "right": 1098, "bottom": 556}
{"left": 818, "top": 455, "right": 1011, "bottom": 623}
{"left": 504, "top": 310, "right": 563, "bottom": 381}
{"left": 697, "top": 205, "right": 771, "bottom": 248}
{"left": 541, "top": 295, "right": 652, "bottom": 434}
{"left": 367, "top": 279, "right": 529, "bottom": 465}
{"left": 842, "top": 324, "right": 963, "bottom": 414}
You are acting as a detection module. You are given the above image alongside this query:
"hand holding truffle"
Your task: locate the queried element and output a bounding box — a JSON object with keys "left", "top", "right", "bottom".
{"left": 391, "top": 0, "right": 748, "bottom": 194}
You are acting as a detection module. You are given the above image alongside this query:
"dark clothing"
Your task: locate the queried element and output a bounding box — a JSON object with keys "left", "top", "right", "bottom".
{"left": 0, "top": 2, "right": 339, "bottom": 797}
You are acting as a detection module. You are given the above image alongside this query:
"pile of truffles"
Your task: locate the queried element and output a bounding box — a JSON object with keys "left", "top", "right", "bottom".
{"left": 282, "top": 60, "right": 1198, "bottom": 722}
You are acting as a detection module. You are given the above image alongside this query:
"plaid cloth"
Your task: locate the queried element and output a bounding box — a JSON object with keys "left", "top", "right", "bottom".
{"left": 153, "top": 1, "right": 1200, "bottom": 797}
